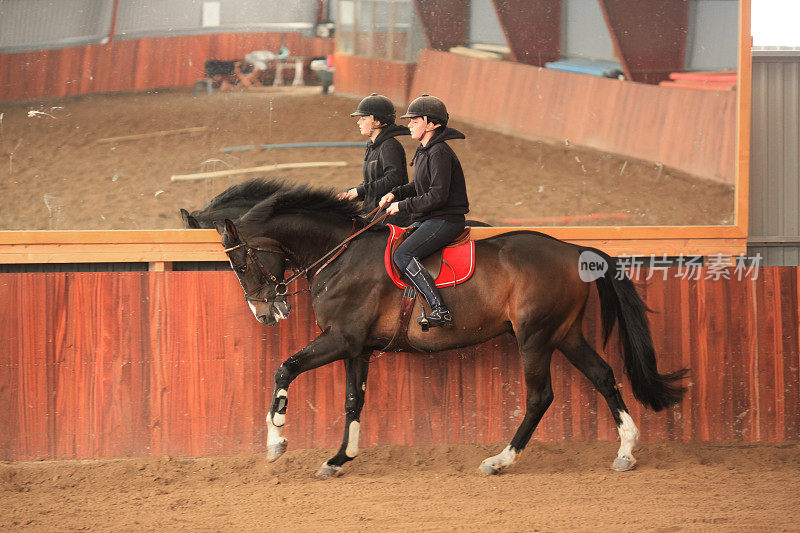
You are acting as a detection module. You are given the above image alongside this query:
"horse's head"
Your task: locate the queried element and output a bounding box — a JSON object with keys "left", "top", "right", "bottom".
{"left": 220, "top": 219, "right": 292, "bottom": 325}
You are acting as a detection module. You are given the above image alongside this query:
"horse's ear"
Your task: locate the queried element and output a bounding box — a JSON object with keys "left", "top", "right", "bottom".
{"left": 222, "top": 218, "right": 239, "bottom": 239}
{"left": 180, "top": 209, "right": 201, "bottom": 229}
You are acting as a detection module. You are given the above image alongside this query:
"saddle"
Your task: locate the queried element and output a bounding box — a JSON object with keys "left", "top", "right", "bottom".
{"left": 384, "top": 224, "right": 475, "bottom": 289}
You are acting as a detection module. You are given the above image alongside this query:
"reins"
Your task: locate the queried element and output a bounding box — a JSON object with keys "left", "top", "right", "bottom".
{"left": 281, "top": 205, "right": 388, "bottom": 288}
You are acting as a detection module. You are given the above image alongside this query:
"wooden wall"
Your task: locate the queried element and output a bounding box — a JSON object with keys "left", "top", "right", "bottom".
{"left": 410, "top": 50, "right": 737, "bottom": 185}
{"left": 1, "top": 267, "right": 798, "bottom": 461}
{"left": 0, "top": 33, "right": 334, "bottom": 102}
{"left": 333, "top": 53, "right": 416, "bottom": 104}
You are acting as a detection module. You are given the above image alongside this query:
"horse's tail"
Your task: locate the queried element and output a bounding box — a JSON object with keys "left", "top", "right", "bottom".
{"left": 587, "top": 247, "right": 689, "bottom": 411}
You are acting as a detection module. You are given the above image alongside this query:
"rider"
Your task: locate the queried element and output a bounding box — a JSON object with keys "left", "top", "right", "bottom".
{"left": 379, "top": 95, "right": 469, "bottom": 330}
{"left": 339, "top": 93, "right": 411, "bottom": 226}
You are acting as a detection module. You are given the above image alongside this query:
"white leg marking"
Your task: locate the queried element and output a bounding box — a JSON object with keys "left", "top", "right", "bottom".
{"left": 479, "top": 445, "right": 519, "bottom": 475}
{"left": 272, "top": 389, "right": 288, "bottom": 427}
{"left": 266, "top": 411, "right": 288, "bottom": 462}
{"left": 617, "top": 410, "right": 639, "bottom": 457}
{"left": 612, "top": 410, "right": 640, "bottom": 471}
{"left": 345, "top": 421, "right": 360, "bottom": 458}
{"left": 266, "top": 412, "right": 285, "bottom": 447}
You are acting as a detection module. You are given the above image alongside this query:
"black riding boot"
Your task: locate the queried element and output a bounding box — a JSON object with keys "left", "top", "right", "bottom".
{"left": 403, "top": 257, "right": 453, "bottom": 330}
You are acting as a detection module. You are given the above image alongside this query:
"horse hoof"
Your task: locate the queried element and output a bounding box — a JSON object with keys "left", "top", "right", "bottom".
{"left": 612, "top": 456, "right": 636, "bottom": 471}
{"left": 315, "top": 462, "right": 343, "bottom": 479}
{"left": 267, "top": 439, "right": 288, "bottom": 462}
{"left": 478, "top": 462, "right": 502, "bottom": 476}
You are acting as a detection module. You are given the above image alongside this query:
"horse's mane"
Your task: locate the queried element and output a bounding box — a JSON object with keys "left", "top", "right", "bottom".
{"left": 203, "top": 178, "right": 287, "bottom": 210}
{"left": 239, "top": 180, "right": 363, "bottom": 227}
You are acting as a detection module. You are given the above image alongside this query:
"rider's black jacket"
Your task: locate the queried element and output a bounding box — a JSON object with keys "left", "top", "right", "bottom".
{"left": 390, "top": 126, "right": 469, "bottom": 224}
{"left": 351, "top": 124, "right": 411, "bottom": 226}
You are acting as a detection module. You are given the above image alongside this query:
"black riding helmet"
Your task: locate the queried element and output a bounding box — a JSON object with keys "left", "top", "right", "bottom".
{"left": 400, "top": 94, "right": 448, "bottom": 127}
{"left": 350, "top": 93, "right": 396, "bottom": 126}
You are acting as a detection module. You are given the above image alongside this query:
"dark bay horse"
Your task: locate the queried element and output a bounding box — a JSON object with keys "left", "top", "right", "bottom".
{"left": 219, "top": 181, "right": 687, "bottom": 477}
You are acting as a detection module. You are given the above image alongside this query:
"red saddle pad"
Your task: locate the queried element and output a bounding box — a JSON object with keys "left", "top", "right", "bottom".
{"left": 384, "top": 224, "right": 475, "bottom": 289}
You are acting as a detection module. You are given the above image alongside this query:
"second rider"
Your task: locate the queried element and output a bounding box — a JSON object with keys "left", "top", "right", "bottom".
{"left": 340, "top": 93, "right": 411, "bottom": 226}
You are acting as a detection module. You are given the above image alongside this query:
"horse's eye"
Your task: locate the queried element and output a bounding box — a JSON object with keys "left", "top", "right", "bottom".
{"left": 238, "top": 265, "right": 247, "bottom": 273}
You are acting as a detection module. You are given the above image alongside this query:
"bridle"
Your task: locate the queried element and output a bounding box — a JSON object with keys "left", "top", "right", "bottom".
{"left": 223, "top": 241, "right": 291, "bottom": 302}
{"left": 223, "top": 206, "right": 389, "bottom": 304}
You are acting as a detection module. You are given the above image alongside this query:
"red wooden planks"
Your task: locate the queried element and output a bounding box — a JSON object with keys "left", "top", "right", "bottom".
{"left": 0, "top": 33, "right": 334, "bottom": 102}
{"left": 408, "top": 50, "right": 736, "bottom": 185}
{"left": 332, "top": 54, "right": 414, "bottom": 104}
{"left": 1, "top": 268, "right": 799, "bottom": 461}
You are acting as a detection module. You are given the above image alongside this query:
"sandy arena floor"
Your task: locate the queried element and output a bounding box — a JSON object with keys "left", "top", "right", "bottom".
{"left": 1, "top": 441, "right": 798, "bottom": 531}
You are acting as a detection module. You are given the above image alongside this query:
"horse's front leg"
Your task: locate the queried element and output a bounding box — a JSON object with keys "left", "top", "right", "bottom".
{"left": 266, "top": 330, "right": 362, "bottom": 463}
{"left": 316, "top": 354, "right": 370, "bottom": 479}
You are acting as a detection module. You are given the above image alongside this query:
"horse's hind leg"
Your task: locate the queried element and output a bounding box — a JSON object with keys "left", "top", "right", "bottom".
{"left": 316, "top": 355, "right": 370, "bottom": 479}
{"left": 557, "top": 329, "right": 639, "bottom": 471}
{"left": 479, "top": 332, "right": 554, "bottom": 475}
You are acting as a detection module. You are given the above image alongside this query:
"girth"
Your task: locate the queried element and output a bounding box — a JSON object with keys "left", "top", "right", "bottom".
{"left": 380, "top": 285, "right": 418, "bottom": 353}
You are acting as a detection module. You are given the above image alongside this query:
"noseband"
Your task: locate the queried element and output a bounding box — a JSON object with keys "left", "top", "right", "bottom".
{"left": 223, "top": 242, "right": 289, "bottom": 302}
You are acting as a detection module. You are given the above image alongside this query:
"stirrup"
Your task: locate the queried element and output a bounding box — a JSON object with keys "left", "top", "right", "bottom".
{"left": 418, "top": 306, "right": 453, "bottom": 331}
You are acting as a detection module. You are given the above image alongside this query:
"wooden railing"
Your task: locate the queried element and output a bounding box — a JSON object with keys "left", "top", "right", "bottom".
{"left": 0, "top": 227, "right": 747, "bottom": 266}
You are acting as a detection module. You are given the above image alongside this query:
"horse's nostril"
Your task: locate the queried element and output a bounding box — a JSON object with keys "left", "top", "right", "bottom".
{"left": 258, "top": 313, "right": 277, "bottom": 325}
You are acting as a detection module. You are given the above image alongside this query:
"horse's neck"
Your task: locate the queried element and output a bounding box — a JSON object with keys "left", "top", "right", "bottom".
{"left": 269, "top": 216, "right": 354, "bottom": 269}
